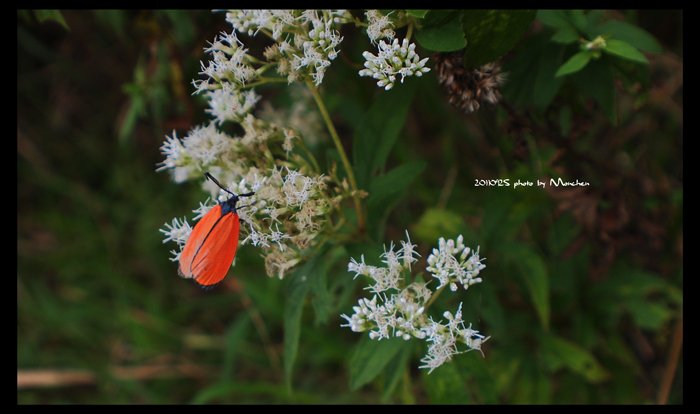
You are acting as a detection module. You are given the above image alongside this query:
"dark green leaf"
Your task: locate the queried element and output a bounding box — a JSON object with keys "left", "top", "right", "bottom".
{"left": 349, "top": 337, "right": 406, "bottom": 390}
{"left": 551, "top": 26, "right": 580, "bottom": 44}
{"left": 353, "top": 82, "right": 417, "bottom": 189}
{"left": 119, "top": 99, "right": 145, "bottom": 143}
{"left": 559, "top": 106, "right": 573, "bottom": 136}
{"left": 191, "top": 382, "right": 238, "bottom": 404}
{"left": 162, "top": 10, "right": 196, "bottom": 45}
{"left": 540, "top": 334, "right": 609, "bottom": 383}
{"left": 283, "top": 251, "right": 326, "bottom": 390}
{"left": 536, "top": 10, "right": 575, "bottom": 31}
{"left": 456, "top": 354, "right": 498, "bottom": 403}
{"left": 221, "top": 314, "right": 251, "bottom": 380}
{"left": 381, "top": 343, "right": 412, "bottom": 402}
{"left": 626, "top": 299, "right": 673, "bottom": 330}
{"left": 604, "top": 39, "right": 648, "bottom": 64}
{"left": 568, "top": 10, "right": 588, "bottom": 32}
{"left": 93, "top": 10, "right": 127, "bottom": 38}
{"left": 461, "top": 10, "right": 536, "bottom": 68}
{"left": 502, "top": 33, "right": 566, "bottom": 110}
{"left": 421, "top": 360, "right": 471, "bottom": 403}
{"left": 594, "top": 20, "right": 662, "bottom": 53}
{"left": 414, "top": 11, "right": 466, "bottom": 52}
{"left": 555, "top": 51, "right": 592, "bottom": 77}
{"left": 547, "top": 213, "right": 578, "bottom": 256}
{"left": 406, "top": 10, "right": 429, "bottom": 19}
{"left": 503, "top": 244, "right": 550, "bottom": 330}
{"left": 309, "top": 246, "right": 346, "bottom": 324}
{"left": 366, "top": 161, "right": 426, "bottom": 240}
{"left": 34, "top": 10, "right": 70, "bottom": 30}
{"left": 572, "top": 59, "right": 616, "bottom": 123}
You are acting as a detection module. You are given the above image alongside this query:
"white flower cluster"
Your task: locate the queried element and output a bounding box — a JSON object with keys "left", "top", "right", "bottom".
{"left": 227, "top": 9, "right": 351, "bottom": 86}
{"left": 158, "top": 113, "right": 351, "bottom": 279}
{"left": 174, "top": 166, "right": 330, "bottom": 279}
{"left": 359, "top": 38, "right": 430, "bottom": 91}
{"left": 157, "top": 123, "right": 234, "bottom": 183}
{"left": 193, "top": 31, "right": 257, "bottom": 94}
{"left": 365, "top": 10, "right": 395, "bottom": 44}
{"left": 158, "top": 125, "right": 341, "bottom": 279}
{"left": 206, "top": 85, "right": 260, "bottom": 125}
{"left": 341, "top": 232, "right": 489, "bottom": 373}
{"left": 427, "top": 235, "right": 486, "bottom": 292}
{"left": 159, "top": 217, "right": 192, "bottom": 262}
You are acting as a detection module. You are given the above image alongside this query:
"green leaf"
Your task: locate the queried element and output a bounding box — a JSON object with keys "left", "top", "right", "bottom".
{"left": 626, "top": 299, "right": 673, "bottom": 330}
{"left": 161, "top": 10, "right": 196, "bottom": 45}
{"left": 413, "top": 207, "right": 467, "bottom": 244}
{"left": 93, "top": 10, "right": 127, "bottom": 38}
{"left": 309, "top": 246, "right": 346, "bottom": 324}
{"left": 536, "top": 10, "right": 575, "bottom": 31}
{"left": 349, "top": 337, "right": 406, "bottom": 390}
{"left": 353, "top": 82, "right": 417, "bottom": 189}
{"left": 34, "top": 10, "right": 70, "bottom": 30}
{"left": 547, "top": 213, "right": 578, "bottom": 256}
{"left": 421, "top": 360, "right": 471, "bottom": 403}
{"left": 283, "top": 251, "right": 325, "bottom": 390}
{"left": 604, "top": 39, "right": 648, "bottom": 64}
{"left": 191, "top": 382, "right": 238, "bottom": 404}
{"left": 555, "top": 51, "right": 592, "bottom": 77}
{"left": 598, "top": 266, "right": 682, "bottom": 330}
{"left": 461, "top": 10, "right": 536, "bottom": 68}
{"left": 594, "top": 20, "right": 662, "bottom": 53}
{"left": 221, "top": 314, "right": 251, "bottom": 381}
{"left": 572, "top": 59, "right": 616, "bottom": 123}
{"left": 414, "top": 12, "right": 466, "bottom": 52}
{"left": 381, "top": 343, "right": 412, "bottom": 402}
{"left": 366, "top": 161, "right": 426, "bottom": 240}
{"left": 540, "top": 334, "right": 610, "bottom": 383}
{"left": 551, "top": 26, "right": 580, "bottom": 44}
{"left": 568, "top": 10, "right": 588, "bottom": 32}
{"left": 406, "top": 10, "right": 429, "bottom": 19}
{"left": 456, "top": 354, "right": 498, "bottom": 403}
{"left": 504, "top": 244, "right": 550, "bottom": 330}
{"left": 502, "top": 33, "right": 566, "bottom": 110}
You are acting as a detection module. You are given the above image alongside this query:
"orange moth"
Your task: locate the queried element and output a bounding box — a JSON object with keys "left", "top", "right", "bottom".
{"left": 178, "top": 172, "right": 254, "bottom": 287}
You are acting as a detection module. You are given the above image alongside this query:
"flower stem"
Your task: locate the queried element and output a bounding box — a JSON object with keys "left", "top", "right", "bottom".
{"left": 306, "top": 80, "right": 365, "bottom": 233}
{"left": 406, "top": 22, "right": 414, "bottom": 42}
{"left": 242, "top": 77, "right": 288, "bottom": 89}
{"left": 424, "top": 283, "right": 448, "bottom": 310}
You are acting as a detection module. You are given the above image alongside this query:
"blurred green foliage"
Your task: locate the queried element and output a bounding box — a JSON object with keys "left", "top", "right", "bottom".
{"left": 18, "top": 10, "right": 682, "bottom": 403}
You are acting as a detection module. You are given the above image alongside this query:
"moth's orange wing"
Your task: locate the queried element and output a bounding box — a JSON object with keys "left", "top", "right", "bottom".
{"left": 178, "top": 204, "right": 222, "bottom": 279}
{"left": 190, "top": 213, "right": 240, "bottom": 286}
{"left": 183, "top": 213, "right": 240, "bottom": 289}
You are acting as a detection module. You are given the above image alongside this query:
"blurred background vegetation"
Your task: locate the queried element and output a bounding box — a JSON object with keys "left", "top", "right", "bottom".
{"left": 18, "top": 10, "right": 682, "bottom": 403}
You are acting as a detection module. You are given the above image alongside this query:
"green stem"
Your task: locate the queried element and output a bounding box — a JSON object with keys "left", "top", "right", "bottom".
{"left": 294, "top": 135, "right": 321, "bottom": 173}
{"left": 243, "top": 77, "right": 288, "bottom": 89}
{"left": 306, "top": 80, "right": 366, "bottom": 233}
{"left": 406, "top": 22, "right": 414, "bottom": 42}
{"left": 424, "top": 284, "right": 448, "bottom": 310}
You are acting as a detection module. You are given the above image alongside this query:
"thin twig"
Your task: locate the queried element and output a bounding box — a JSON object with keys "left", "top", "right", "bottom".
{"left": 18, "top": 364, "right": 211, "bottom": 389}
{"left": 657, "top": 315, "right": 683, "bottom": 404}
{"left": 437, "top": 164, "right": 458, "bottom": 209}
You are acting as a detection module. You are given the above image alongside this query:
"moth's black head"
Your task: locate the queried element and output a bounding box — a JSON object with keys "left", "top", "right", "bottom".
{"left": 220, "top": 195, "right": 240, "bottom": 215}
{"left": 204, "top": 172, "right": 255, "bottom": 215}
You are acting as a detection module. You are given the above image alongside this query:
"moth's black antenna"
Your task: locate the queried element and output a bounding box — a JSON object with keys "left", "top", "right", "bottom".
{"left": 205, "top": 172, "right": 235, "bottom": 197}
